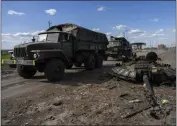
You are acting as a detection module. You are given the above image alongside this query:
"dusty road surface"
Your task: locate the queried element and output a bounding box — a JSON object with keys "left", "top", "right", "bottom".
{"left": 2, "top": 49, "right": 176, "bottom": 125}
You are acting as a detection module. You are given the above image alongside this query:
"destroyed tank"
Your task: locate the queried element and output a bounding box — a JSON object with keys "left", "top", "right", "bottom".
{"left": 112, "top": 51, "right": 176, "bottom": 118}
{"left": 112, "top": 51, "right": 176, "bottom": 86}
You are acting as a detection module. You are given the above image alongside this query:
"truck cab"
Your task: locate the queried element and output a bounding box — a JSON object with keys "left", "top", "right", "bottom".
{"left": 106, "top": 36, "right": 132, "bottom": 61}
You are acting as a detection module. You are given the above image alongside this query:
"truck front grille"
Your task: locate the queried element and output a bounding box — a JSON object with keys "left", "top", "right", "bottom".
{"left": 14, "top": 47, "right": 27, "bottom": 57}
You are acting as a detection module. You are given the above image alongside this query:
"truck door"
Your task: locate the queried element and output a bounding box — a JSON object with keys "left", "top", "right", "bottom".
{"left": 60, "top": 33, "right": 73, "bottom": 58}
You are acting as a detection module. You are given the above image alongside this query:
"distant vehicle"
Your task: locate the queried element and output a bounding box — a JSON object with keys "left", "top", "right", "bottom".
{"left": 105, "top": 36, "right": 133, "bottom": 61}
{"left": 2, "top": 23, "right": 108, "bottom": 81}
{"left": 131, "top": 42, "right": 146, "bottom": 52}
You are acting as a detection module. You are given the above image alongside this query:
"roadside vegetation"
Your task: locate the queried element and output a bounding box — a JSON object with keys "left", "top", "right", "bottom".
{"left": 1, "top": 53, "right": 11, "bottom": 68}
{"left": 2, "top": 54, "right": 11, "bottom": 59}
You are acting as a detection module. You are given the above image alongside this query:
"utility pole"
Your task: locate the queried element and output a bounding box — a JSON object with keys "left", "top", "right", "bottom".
{"left": 48, "top": 20, "right": 52, "bottom": 28}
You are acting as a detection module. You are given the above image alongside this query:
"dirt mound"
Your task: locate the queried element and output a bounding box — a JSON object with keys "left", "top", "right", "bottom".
{"left": 158, "top": 48, "right": 176, "bottom": 69}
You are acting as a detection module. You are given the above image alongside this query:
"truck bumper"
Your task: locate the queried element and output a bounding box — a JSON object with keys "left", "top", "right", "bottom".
{"left": 2, "top": 59, "right": 35, "bottom": 66}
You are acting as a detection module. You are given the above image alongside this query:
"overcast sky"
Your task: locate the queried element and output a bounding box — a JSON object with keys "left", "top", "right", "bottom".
{"left": 2, "top": 1, "right": 176, "bottom": 49}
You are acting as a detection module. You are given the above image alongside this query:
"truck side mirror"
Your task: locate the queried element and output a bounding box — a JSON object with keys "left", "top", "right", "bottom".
{"left": 32, "top": 36, "right": 35, "bottom": 42}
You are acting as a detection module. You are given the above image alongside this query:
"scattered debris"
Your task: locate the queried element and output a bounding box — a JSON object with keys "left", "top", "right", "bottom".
{"left": 3, "top": 120, "right": 10, "bottom": 124}
{"left": 150, "top": 110, "right": 161, "bottom": 120}
{"left": 129, "top": 99, "right": 142, "bottom": 103}
{"left": 149, "top": 106, "right": 165, "bottom": 120}
{"left": 162, "top": 99, "right": 169, "bottom": 105}
{"left": 164, "top": 106, "right": 172, "bottom": 116}
{"left": 121, "top": 106, "right": 151, "bottom": 119}
{"left": 53, "top": 100, "right": 63, "bottom": 106}
{"left": 107, "top": 85, "right": 117, "bottom": 90}
{"left": 49, "top": 116, "right": 55, "bottom": 120}
{"left": 119, "top": 93, "right": 129, "bottom": 97}
{"left": 115, "top": 63, "right": 121, "bottom": 67}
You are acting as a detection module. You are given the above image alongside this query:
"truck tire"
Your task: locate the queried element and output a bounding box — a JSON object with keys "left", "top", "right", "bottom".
{"left": 74, "top": 62, "right": 82, "bottom": 67}
{"left": 84, "top": 54, "right": 96, "bottom": 70}
{"left": 44, "top": 59, "right": 65, "bottom": 82}
{"left": 17, "top": 65, "right": 36, "bottom": 79}
{"left": 95, "top": 54, "right": 103, "bottom": 68}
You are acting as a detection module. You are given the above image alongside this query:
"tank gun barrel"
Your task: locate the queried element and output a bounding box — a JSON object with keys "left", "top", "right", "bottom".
{"left": 143, "top": 74, "right": 154, "bottom": 95}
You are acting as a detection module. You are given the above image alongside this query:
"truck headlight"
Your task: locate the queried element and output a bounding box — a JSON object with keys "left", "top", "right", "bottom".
{"left": 33, "top": 53, "right": 38, "bottom": 59}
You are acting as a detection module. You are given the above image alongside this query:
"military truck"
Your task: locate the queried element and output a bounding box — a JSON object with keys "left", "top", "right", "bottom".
{"left": 105, "top": 36, "right": 133, "bottom": 61}
{"left": 2, "top": 23, "right": 108, "bottom": 81}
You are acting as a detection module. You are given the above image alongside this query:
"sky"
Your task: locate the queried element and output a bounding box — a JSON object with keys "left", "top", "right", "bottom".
{"left": 2, "top": 1, "right": 176, "bottom": 49}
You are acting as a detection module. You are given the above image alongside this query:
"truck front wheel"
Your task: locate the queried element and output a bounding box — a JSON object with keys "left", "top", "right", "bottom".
{"left": 84, "top": 54, "right": 96, "bottom": 70}
{"left": 95, "top": 54, "right": 103, "bottom": 68}
{"left": 17, "top": 65, "right": 36, "bottom": 79}
{"left": 44, "top": 59, "right": 65, "bottom": 82}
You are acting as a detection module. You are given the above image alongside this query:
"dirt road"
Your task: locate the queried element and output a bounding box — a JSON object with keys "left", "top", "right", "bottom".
{"left": 2, "top": 50, "right": 176, "bottom": 125}
{"left": 2, "top": 61, "right": 117, "bottom": 100}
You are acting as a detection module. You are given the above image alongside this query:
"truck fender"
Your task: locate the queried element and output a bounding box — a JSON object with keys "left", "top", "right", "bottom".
{"left": 32, "top": 50, "right": 70, "bottom": 68}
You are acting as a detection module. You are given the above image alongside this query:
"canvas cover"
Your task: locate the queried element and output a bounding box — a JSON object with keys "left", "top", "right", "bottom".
{"left": 46, "top": 23, "right": 108, "bottom": 44}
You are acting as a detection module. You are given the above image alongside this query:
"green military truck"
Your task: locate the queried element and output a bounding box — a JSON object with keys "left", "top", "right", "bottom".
{"left": 2, "top": 23, "right": 108, "bottom": 81}
{"left": 105, "top": 36, "right": 133, "bottom": 61}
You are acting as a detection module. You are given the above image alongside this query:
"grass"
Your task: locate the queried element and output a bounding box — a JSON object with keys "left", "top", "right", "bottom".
{"left": 1, "top": 54, "right": 11, "bottom": 68}
{"left": 1, "top": 54, "right": 11, "bottom": 59}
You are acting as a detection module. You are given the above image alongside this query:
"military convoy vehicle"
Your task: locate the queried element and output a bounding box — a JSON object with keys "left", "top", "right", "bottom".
{"left": 2, "top": 23, "right": 108, "bottom": 81}
{"left": 105, "top": 36, "right": 133, "bottom": 61}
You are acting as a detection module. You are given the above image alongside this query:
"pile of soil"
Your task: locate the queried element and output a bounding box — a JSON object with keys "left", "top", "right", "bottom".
{"left": 158, "top": 48, "right": 176, "bottom": 69}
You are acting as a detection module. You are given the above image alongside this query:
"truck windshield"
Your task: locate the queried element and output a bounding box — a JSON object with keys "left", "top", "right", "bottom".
{"left": 37, "top": 33, "right": 59, "bottom": 42}
{"left": 108, "top": 41, "right": 121, "bottom": 47}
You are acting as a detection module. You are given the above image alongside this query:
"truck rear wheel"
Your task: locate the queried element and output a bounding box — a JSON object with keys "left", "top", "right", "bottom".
{"left": 17, "top": 65, "right": 36, "bottom": 79}
{"left": 84, "top": 54, "right": 95, "bottom": 70}
{"left": 44, "top": 59, "right": 65, "bottom": 82}
{"left": 95, "top": 54, "right": 103, "bottom": 68}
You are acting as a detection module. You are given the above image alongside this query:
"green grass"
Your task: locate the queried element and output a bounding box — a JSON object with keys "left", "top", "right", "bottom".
{"left": 1, "top": 54, "right": 11, "bottom": 67}
{"left": 1, "top": 54, "right": 11, "bottom": 59}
